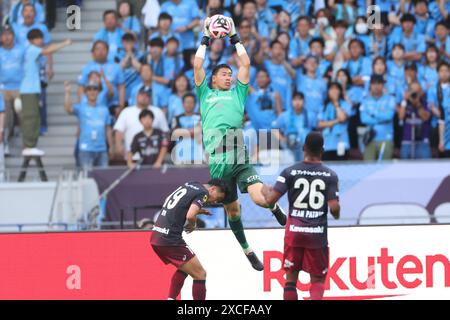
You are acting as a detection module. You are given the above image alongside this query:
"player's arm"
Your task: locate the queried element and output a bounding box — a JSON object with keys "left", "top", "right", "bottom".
{"left": 262, "top": 169, "right": 289, "bottom": 206}
{"left": 227, "top": 17, "right": 250, "bottom": 84}
{"left": 63, "top": 81, "right": 74, "bottom": 114}
{"left": 328, "top": 199, "right": 340, "bottom": 220}
{"left": 328, "top": 174, "right": 341, "bottom": 220}
{"left": 185, "top": 202, "right": 210, "bottom": 233}
{"left": 193, "top": 18, "right": 211, "bottom": 87}
{"left": 261, "top": 184, "right": 283, "bottom": 207}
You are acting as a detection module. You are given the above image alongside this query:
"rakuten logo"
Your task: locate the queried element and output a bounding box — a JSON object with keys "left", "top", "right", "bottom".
{"left": 263, "top": 248, "right": 450, "bottom": 298}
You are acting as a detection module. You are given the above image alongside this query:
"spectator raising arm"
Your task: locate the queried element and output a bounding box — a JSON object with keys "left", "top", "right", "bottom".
{"left": 41, "top": 39, "right": 72, "bottom": 56}
{"left": 64, "top": 81, "right": 74, "bottom": 114}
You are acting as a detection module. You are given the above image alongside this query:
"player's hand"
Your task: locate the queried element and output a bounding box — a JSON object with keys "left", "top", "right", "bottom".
{"left": 226, "top": 17, "right": 237, "bottom": 37}
{"left": 184, "top": 222, "right": 196, "bottom": 234}
{"left": 64, "top": 81, "right": 71, "bottom": 93}
{"left": 198, "top": 209, "right": 211, "bottom": 216}
{"left": 64, "top": 39, "right": 72, "bottom": 46}
{"left": 203, "top": 17, "right": 212, "bottom": 37}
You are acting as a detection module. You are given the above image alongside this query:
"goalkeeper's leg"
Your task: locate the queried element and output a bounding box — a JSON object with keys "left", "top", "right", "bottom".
{"left": 224, "top": 200, "right": 264, "bottom": 271}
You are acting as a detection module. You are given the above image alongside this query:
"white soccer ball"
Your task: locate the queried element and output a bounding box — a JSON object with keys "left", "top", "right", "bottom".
{"left": 208, "top": 14, "right": 231, "bottom": 39}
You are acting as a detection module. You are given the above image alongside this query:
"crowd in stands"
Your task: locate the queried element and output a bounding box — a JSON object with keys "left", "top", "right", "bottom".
{"left": 1, "top": 0, "right": 450, "bottom": 171}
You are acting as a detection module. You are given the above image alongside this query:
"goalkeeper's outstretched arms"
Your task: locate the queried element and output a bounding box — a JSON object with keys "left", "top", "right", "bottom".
{"left": 227, "top": 17, "right": 250, "bottom": 85}
{"left": 194, "top": 17, "right": 211, "bottom": 87}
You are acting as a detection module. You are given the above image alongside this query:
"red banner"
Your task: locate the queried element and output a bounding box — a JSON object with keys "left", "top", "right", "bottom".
{"left": 0, "top": 231, "right": 174, "bottom": 300}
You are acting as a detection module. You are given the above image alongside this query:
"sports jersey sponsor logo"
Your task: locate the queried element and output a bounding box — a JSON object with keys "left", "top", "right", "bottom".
{"left": 289, "top": 225, "right": 324, "bottom": 234}
{"left": 276, "top": 176, "right": 286, "bottom": 183}
{"left": 152, "top": 226, "right": 170, "bottom": 235}
{"left": 185, "top": 183, "right": 199, "bottom": 190}
{"left": 284, "top": 259, "right": 294, "bottom": 269}
{"left": 246, "top": 175, "right": 260, "bottom": 183}
{"left": 290, "top": 170, "right": 331, "bottom": 177}
{"left": 205, "top": 96, "right": 233, "bottom": 103}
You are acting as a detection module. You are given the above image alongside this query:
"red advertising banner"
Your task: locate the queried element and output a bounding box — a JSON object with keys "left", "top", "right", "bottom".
{"left": 0, "top": 231, "right": 174, "bottom": 300}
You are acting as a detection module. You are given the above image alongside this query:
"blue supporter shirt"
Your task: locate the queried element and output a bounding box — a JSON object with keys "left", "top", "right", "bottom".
{"left": 12, "top": 22, "right": 51, "bottom": 46}
{"left": 264, "top": 60, "right": 293, "bottom": 111}
{"left": 419, "top": 65, "right": 439, "bottom": 91}
{"left": 128, "top": 82, "right": 163, "bottom": 108}
{"left": 271, "top": 109, "right": 310, "bottom": 144}
{"left": 79, "top": 61, "right": 125, "bottom": 108}
{"left": 73, "top": 102, "right": 111, "bottom": 152}
{"left": 318, "top": 100, "right": 352, "bottom": 151}
{"left": 360, "top": 94, "right": 396, "bottom": 142}
{"left": 171, "top": 112, "right": 202, "bottom": 162}
{"left": 149, "top": 56, "right": 171, "bottom": 109}
{"left": 121, "top": 16, "right": 142, "bottom": 37}
{"left": 387, "top": 60, "right": 405, "bottom": 83}
{"left": 20, "top": 44, "right": 42, "bottom": 94}
{"left": 388, "top": 31, "right": 426, "bottom": 55}
{"left": 160, "top": 0, "right": 200, "bottom": 50}
{"left": 414, "top": 15, "right": 436, "bottom": 39}
{"left": 289, "top": 35, "right": 311, "bottom": 61}
{"left": 245, "top": 87, "right": 279, "bottom": 131}
{"left": 114, "top": 49, "right": 145, "bottom": 102}
{"left": 167, "top": 94, "right": 184, "bottom": 123}
{"left": 296, "top": 73, "right": 326, "bottom": 128}
{"left": 94, "top": 27, "right": 125, "bottom": 62}
{"left": 427, "top": 83, "right": 450, "bottom": 131}
{"left": 342, "top": 56, "right": 372, "bottom": 82}
{"left": 0, "top": 44, "right": 25, "bottom": 90}
{"left": 163, "top": 53, "right": 184, "bottom": 82}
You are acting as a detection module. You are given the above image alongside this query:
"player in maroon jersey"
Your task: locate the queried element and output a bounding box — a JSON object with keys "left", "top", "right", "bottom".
{"left": 262, "top": 132, "right": 341, "bottom": 300}
{"left": 151, "top": 179, "right": 228, "bottom": 300}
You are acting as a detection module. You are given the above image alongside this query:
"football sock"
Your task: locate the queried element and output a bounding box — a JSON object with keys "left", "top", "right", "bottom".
{"left": 168, "top": 270, "right": 188, "bottom": 300}
{"left": 193, "top": 280, "right": 206, "bottom": 300}
{"left": 228, "top": 215, "right": 249, "bottom": 250}
{"left": 310, "top": 282, "right": 325, "bottom": 300}
{"left": 284, "top": 282, "right": 298, "bottom": 300}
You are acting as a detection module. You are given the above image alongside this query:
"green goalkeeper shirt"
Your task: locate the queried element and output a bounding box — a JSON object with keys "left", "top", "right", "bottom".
{"left": 195, "top": 78, "right": 249, "bottom": 157}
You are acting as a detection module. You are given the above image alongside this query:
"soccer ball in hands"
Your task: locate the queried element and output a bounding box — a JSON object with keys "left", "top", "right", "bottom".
{"left": 208, "top": 14, "right": 231, "bottom": 39}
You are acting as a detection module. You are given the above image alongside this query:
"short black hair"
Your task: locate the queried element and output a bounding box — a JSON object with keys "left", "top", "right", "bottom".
{"left": 27, "top": 28, "right": 44, "bottom": 41}
{"left": 293, "top": 91, "right": 304, "bottom": 100}
{"left": 158, "top": 12, "right": 172, "bottom": 21}
{"left": 212, "top": 64, "right": 232, "bottom": 76}
{"left": 166, "top": 36, "right": 179, "bottom": 45}
{"left": 309, "top": 37, "right": 325, "bottom": 48}
{"left": 270, "top": 40, "right": 283, "bottom": 49}
{"left": 392, "top": 43, "right": 405, "bottom": 51}
{"left": 435, "top": 20, "right": 449, "bottom": 30}
{"left": 296, "top": 16, "right": 311, "bottom": 25}
{"left": 1, "top": 26, "right": 14, "bottom": 37}
{"left": 438, "top": 61, "right": 450, "bottom": 71}
{"left": 401, "top": 13, "right": 416, "bottom": 24}
{"left": 304, "top": 131, "right": 324, "bottom": 158}
{"left": 182, "top": 92, "right": 196, "bottom": 102}
{"left": 207, "top": 178, "right": 229, "bottom": 197}
{"left": 91, "top": 40, "right": 109, "bottom": 52}
{"left": 103, "top": 9, "right": 118, "bottom": 20}
{"left": 122, "top": 32, "right": 136, "bottom": 42}
{"left": 139, "top": 109, "right": 154, "bottom": 120}
{"left": 149, "top": 37, "right": 164, "bottom": 48}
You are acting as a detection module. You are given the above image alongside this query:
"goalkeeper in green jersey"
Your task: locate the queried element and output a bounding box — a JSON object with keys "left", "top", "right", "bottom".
{"left": 193, "top": 16, "right": 286, "bottom": 271}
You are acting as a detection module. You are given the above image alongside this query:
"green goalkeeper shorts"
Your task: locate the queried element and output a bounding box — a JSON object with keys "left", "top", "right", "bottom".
{"left": 208, "top": 149, "right": 262, "bottom": 205}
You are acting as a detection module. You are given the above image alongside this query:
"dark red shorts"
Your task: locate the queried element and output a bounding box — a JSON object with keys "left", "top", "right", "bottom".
{"left": 151, "top": 244, "right": 196, "bottom": 268}
{"left": 283, "top": 244, "right": 329, "bottom": 276}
